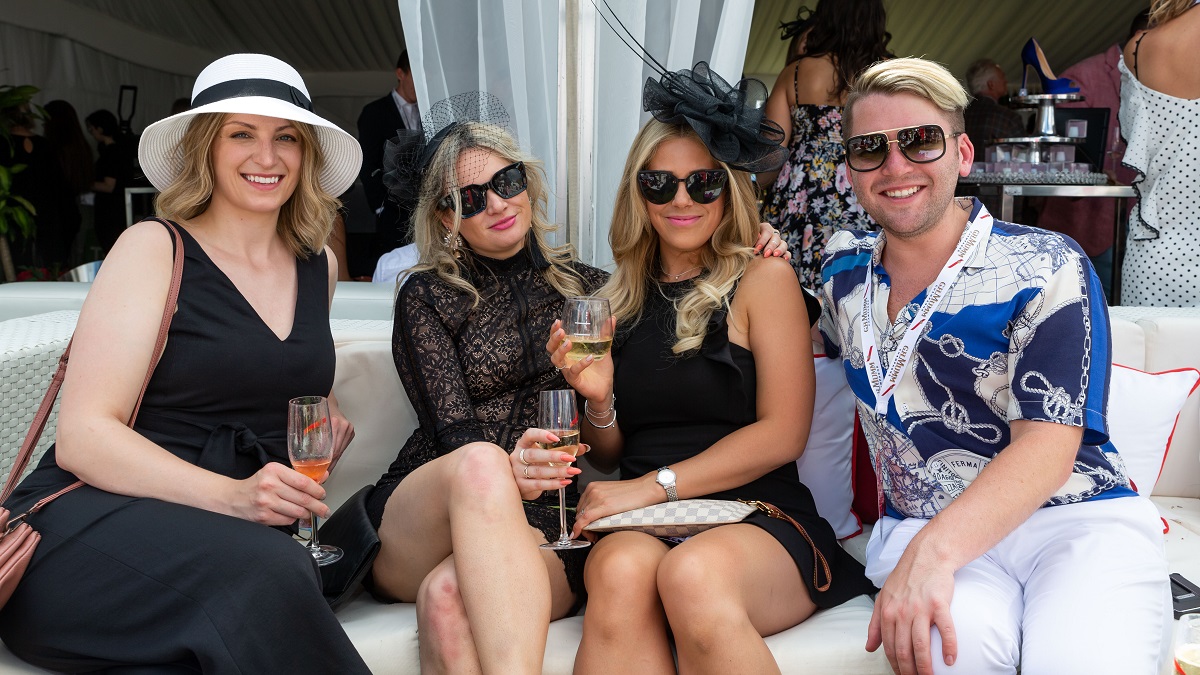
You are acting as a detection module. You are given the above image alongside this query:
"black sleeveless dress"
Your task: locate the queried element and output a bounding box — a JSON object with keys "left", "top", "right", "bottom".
{"left": 0, "top": 223, "right": 370, "bottom": 674}
{"left": 614, "top": 280, "right": 874, "bottom": 607}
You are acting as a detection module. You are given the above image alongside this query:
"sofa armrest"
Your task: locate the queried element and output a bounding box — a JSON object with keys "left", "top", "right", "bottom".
{"left": 325, "top": 340, "right": 416, "bottom": 512}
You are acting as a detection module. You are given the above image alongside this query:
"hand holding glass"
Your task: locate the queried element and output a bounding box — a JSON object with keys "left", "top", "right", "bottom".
{"left": 287, "top": 395, "right": 343, "bottom": 566}
{"left": 561, "top": 297, "right": 612, "bottom": 365}
{"left": 538, "top": 389, "right": 590, "bottom": 550}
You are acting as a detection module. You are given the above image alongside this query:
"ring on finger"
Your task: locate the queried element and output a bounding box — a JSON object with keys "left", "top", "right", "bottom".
{"left": 518, "top": 447, "right": 530, "bottom": 465}
{"left": 523, "top": 466, "right": 532, "bottom": 479}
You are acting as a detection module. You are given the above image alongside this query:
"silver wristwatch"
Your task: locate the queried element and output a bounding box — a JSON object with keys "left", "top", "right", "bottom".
{"left": 655, "top": 467, "right": 678, "bottom": 502}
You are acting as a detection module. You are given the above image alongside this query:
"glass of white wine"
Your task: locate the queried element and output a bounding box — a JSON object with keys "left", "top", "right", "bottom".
{"left": 1177, "top": 613, "right": 1200, "bottom": 675}
{"left": 561, "top": 296, "right": 612, "bottom": 365}
{"left": 537, "top": 389, "right": 590, "bottom": 550}
{"left": 287, "top": 395, "right": 343, "bottom": 566}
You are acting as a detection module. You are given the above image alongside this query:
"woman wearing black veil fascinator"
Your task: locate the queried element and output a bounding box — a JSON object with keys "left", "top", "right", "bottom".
{"left": 547, "top": 7, "right": 875, "bottom": 672}
{"left": 0, "top": 54, "right": 370, "bottom": 673}
{"left": 365, "top": 92, "right": 790, "bottom": 671}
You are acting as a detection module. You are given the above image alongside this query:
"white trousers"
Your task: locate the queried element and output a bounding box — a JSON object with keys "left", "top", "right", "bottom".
{"left": 864, "top": 496, "right": 1171, "bottom": 675}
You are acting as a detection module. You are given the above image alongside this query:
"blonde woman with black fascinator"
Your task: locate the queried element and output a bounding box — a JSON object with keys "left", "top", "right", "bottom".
{"left": 549, "top": 62, "right": 875, "bottom": 673}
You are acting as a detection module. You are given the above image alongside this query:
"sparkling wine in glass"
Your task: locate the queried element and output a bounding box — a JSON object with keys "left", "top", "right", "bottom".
{"left": 538, "top": 389, "right": 590, "bottom": 550}
{"left": 562, "top": 296, "right": 613, "bottom": 365}
{"left": 1177, "top": 613, "right": 1200, "bottom": 675}
{"left": 287, "top": 395, "right": 343, "bottom": 566}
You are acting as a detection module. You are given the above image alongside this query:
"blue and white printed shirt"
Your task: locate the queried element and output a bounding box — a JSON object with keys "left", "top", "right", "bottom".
{"left": 820, "top": 198, "right": 1135, "bottom": 520}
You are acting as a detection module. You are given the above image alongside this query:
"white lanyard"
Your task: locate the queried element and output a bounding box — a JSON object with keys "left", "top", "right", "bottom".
{"left": 859, "top": 208, "right": 991, "bottom": 416}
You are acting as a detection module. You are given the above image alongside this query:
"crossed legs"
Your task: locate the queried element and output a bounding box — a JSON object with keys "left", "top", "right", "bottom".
{"left": 371, "top": 442, "right": 576, "bottom": 675}
{"left": 574, "top": 524, "right": 817, "bottom": 675}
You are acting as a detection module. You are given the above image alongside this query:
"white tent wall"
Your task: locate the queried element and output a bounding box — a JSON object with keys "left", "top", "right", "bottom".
{"left": 0, "top": 0, "right": 404, "bottom": 138}
{"left": 0, "top": 23, "right": 194, "bottom": 137}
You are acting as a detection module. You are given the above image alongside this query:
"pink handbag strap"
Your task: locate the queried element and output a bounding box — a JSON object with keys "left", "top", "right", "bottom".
{"left": 1, "top": 219, "right": 186, "bottom": 507}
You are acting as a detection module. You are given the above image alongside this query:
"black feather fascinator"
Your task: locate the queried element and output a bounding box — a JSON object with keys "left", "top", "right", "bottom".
{"left": 594, "top": 0, "right": 787, "bottom": 173}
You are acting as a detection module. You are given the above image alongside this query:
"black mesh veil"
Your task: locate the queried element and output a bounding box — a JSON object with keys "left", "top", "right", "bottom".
{"left": 382, "top": 92, "right": 513, "bottom": 218}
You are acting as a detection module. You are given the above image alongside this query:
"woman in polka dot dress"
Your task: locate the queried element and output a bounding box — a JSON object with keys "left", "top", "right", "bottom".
{"left": 1118, "top": 0, "right": 1200, "bottom": 307}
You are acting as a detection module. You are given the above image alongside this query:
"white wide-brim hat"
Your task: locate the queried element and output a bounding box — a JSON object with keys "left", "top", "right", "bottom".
{"left": 139, "top": 53, "right": 362, "bottom": 196}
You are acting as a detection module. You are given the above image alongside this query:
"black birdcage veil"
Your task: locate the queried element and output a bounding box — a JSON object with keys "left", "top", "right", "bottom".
{"left": 382, "top": 92, "right": 514, "bottom": 219}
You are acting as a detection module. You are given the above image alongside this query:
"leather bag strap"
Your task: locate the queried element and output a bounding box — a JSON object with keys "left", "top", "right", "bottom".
{"left": 1, "top": 219, "right": 186, "bottom": 506}
{"left": 747, "top": 500, "right": 833, "bottom": 592}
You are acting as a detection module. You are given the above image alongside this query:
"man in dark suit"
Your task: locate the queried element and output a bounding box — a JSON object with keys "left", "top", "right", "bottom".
{"left": 358, "top": 50, "right": 421, "bottom": 256}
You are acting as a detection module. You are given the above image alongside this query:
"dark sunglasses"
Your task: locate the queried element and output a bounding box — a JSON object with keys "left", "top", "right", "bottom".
{"left": 636, "top": 169, "right": 728, "bottom": 205}
{"left": 844, "top": 124, "right": 964, "bottom": 172}
{"left": 438, "top": 162, "right": 528, "bottom": 218}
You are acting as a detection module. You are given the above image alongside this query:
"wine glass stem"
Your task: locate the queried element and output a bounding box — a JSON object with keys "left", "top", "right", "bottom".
{"left": 309, "top": 511, "right": 321, "bottom": 550}
{"left": 556, "top": 487, "right": 571, "bottom": 543}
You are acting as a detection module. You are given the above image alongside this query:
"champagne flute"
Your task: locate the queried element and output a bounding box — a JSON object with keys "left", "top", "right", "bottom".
{"left": 1177, "top": 613, "right": 1200, "bottom": 675}
{"left": 287, "top": 395, "right": 343, "bottom": 566}
{"left": 538, "top": 389, "right": 590, "bottom": 550}
{"left": 561, "top": 296, "right": 613, "bottom": 365}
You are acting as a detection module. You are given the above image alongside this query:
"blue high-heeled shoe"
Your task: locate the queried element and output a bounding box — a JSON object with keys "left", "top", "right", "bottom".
{"left": 1021, "top": 38, "right": 1079, "bottom": 94}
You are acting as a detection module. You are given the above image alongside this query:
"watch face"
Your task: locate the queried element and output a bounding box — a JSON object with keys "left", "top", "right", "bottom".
{"left": 657, "top": 468, "right": 676, "bottom": 485}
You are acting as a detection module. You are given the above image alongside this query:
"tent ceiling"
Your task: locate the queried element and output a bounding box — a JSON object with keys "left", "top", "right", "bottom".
{"left": 745, "top": 0, "right": 1145, "bottom": 93}
{"left": 64, "top": 0, "right": 404, "bottom": 72}
{"left": 11, "top": 0, "right": 1145, "bottom": 95}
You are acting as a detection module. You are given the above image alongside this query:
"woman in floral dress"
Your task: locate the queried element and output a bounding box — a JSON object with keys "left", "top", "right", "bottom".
{"left": 761, "top": 0, "right": 891, "bottom": 290}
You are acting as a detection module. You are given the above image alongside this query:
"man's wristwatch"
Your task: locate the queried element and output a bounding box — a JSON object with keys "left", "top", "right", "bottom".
{"left": 655, "top": 466, "right": 678, "bottom": 502}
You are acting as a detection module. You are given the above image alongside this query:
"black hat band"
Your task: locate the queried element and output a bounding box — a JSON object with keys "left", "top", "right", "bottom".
{"left": 191, "top": 78, "right": 313, "bottom": 112}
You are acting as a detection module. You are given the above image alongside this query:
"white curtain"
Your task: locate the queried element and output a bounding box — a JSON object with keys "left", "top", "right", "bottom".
{"left": 584, "top": 0, "right": 754, "bottom": 269}
{"left": 396, "top": 0, "right": 754, "bottom": 264}
{"left": 397, "top": 0, "right": 562, "bottom": 227}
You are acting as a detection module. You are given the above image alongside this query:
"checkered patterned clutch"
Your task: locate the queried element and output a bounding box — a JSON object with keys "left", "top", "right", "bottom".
{"left": 583, "top": 499, "right": 758, "bottom": 538}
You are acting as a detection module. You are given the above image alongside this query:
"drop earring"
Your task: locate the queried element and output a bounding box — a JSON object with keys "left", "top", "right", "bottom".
{"left": 443, "top": 230, "right": 464, "bottom": 258}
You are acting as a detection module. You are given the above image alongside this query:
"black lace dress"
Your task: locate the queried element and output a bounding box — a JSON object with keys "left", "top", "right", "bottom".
{"left": 368, "top": 244, "right": 608, "bottom": 599}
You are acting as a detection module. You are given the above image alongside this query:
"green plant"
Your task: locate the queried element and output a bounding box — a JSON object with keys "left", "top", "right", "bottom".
{"left": 0, "top": 163, "right": 36, "bottom": 236}
{"left": 0, "top": 83, "right": 42, "bottom": 282}
{"left": 0, "top": 84, "right": 43, "bottom": 152}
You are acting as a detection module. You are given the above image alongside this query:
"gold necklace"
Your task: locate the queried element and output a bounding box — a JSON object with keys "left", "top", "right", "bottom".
{"left": 662, "top": 265, "right": 702, "bottom": 281}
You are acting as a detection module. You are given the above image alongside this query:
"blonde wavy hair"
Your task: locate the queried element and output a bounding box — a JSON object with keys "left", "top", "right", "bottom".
{"left": 154, "top": 113, "right": 340, "bottom": 257}
{"left": 405, "top": 122, "right": 584, "bottom": 305}
{"left": 599, "top": 121, "right": 759, "bottom": 355}
{"left": 1149, "top": 0, "right": 1193, "bottom": 26}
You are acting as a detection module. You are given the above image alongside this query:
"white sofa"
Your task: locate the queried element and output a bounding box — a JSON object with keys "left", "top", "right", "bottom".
{"left": 0, "top": 295, "right": 1197, "bottom": 674}
{"left": 0, "top": 280, "right": 398, "bottom": 322}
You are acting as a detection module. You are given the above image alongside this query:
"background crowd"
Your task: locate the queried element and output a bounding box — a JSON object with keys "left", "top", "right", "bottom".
{"left": 1, "top": 0, "right": 1195, "bottom": 307}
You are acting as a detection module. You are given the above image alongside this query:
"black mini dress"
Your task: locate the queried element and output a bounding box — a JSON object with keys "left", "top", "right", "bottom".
{"left": 613, "top": 279, "right": 875, "bottom": 608}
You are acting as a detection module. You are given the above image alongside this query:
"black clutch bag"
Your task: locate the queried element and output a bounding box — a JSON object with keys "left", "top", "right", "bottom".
{"left": 317, "top": 484, "right": 381, "bottom": 611}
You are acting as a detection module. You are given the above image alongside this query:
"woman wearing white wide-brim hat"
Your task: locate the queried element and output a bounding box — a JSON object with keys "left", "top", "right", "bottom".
{"left": 0, "top": 54, "right": 371, "bottom": 673}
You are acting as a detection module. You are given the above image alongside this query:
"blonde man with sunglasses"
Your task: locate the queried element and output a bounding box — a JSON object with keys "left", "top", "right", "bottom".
{"left": 818, "top": 57, "right": 1169, "bottom": 675}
